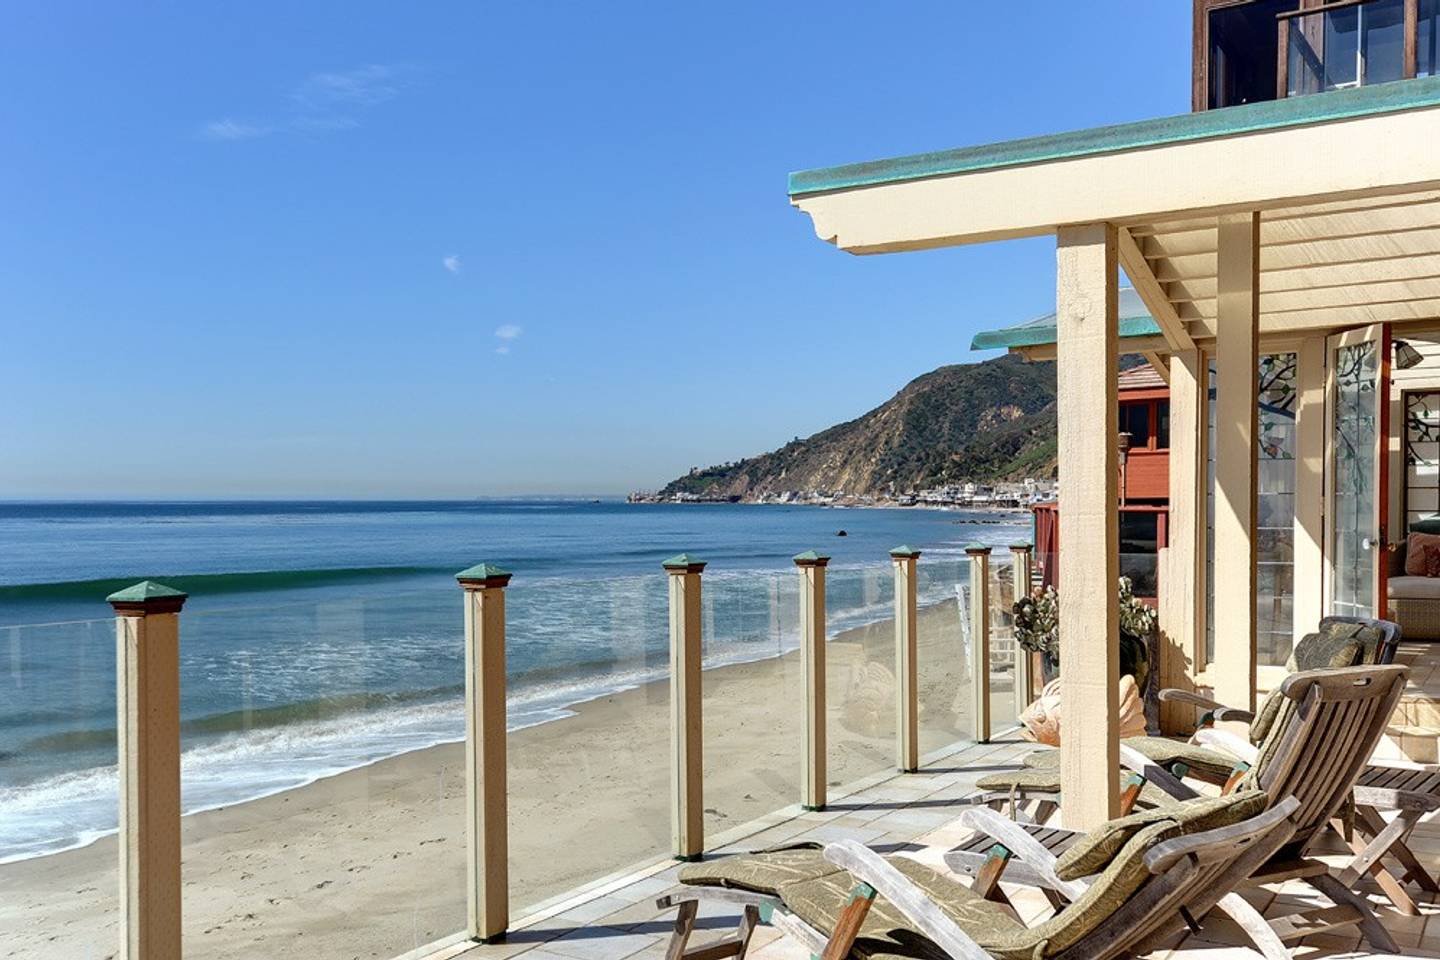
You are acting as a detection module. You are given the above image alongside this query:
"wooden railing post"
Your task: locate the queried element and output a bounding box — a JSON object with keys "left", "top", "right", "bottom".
{"left": 794, "top": 550, "right": 830, "bottom": 810}
{"left": 1009, "top": 542, "right": 1035, "bottom": 707}
{"left": 456, "top": 563, "right": 512, "bottom": 943}
{"left": 663, "top": 554, "right": 705, "bottom": 860}
{"left": 966, "top": 544, "right": 993, "bottom": 744}
{"left": 108, "top": 580, "right": 187, "bottom": 960}
{"left": 889, "top": 546, "right": 921, "bottom": 773}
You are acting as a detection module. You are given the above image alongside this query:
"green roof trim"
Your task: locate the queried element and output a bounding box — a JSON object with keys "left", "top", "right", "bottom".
{"left": 970, "top": 288, "right": 1160, "bottom": 352}
{"left": 106, "top": 580, "right": 188, "bottom": 603}
{"left": 789, "top": 76, "right": 1440, "bottom": 198}
{"left": 455, "top": 563, "right": 512, "bottom": 582}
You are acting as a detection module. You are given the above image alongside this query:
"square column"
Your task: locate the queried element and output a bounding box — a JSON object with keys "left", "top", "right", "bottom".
{"left": 1212, "top": 212, "right": 1260, "bottom": 713}
{"left": 1055, "top": 222, "right": 1121, "bottom": 830}
{"left": 1293, "top": 336, "right": 1327, "bottom": 641}
{"left": 1159, "top": 348, "right": 1204, "bottom": 733}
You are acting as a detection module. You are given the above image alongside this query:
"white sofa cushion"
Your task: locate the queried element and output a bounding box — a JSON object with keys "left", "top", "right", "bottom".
{"left": 1388, "top": 575, "right": 1440, "bottom": 600}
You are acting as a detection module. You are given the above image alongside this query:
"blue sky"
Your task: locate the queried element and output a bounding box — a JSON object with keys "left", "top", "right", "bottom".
{"left": 1, "top": 3, "right": 1190, "bottom": 498}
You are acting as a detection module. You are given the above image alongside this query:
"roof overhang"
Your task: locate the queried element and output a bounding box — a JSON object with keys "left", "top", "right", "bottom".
{"left": 791, "top": 78, "right": 1440, "bottom": 340}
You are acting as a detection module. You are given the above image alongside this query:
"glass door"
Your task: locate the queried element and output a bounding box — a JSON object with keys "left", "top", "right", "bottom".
{"left": 1326, "top": 324, "right": 1392, "bottom": 618}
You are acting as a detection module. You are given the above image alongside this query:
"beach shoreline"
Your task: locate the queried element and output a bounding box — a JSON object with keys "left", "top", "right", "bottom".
{"left": 0, "top": 599, "right": 1003, "bottom": 960}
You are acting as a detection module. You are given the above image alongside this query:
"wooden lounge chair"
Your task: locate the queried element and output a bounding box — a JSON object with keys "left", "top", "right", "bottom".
{"left": 656, "top": 792, "right": 1301, "bottom": 960}
{"left": 948, "top": 664, "right": 1410, "bottom": 956}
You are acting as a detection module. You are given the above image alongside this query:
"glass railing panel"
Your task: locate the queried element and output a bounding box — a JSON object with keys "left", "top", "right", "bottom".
{"left": 181, "top": 589, "right": 465, "bottom": 959}
{"left": 913, "top": 554, "right": 976, "bottom": 757}
{"left": 988, "top": 555, "right": 1020, "bottom": 734}
{"left": 0, "top": 618, "right": 117, "bottom": 960}
{"left": 822, "top": 564, "right": 899, "bottom": 786}
{"left": 1286, "top": 0, "right": 1406, "bottom": 97}
{"left": 701, "top": 570, "right": 802, "bottom": 835}
{"left": 505, "top": 572, "right": 670, "bottom": 913}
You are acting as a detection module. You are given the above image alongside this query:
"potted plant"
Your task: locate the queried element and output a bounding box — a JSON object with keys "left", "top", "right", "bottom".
{"left": 1012, "top": 577, "right": 1156, "bottom": 696}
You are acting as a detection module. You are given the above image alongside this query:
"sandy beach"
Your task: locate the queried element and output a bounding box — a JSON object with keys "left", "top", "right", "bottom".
{"left": 0, "top": 599, "right": 1012, "bottom": 960}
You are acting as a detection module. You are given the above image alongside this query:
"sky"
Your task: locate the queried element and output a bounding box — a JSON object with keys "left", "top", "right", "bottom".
{"left": 0, "top": 3, "right": 1192, "bottom": 498}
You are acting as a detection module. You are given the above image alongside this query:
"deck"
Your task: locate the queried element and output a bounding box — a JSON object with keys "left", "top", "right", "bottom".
{"left": 415, "top": 643, "right": 1440, "bottom": 960}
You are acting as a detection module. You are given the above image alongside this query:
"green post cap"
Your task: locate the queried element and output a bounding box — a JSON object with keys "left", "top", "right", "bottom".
{"left": 793, "top": 550, "right": 831, "bottom": 567}
{"left": 964, "top": 542, "right": 993, "bottom": 555}
{"left": 1009, "top": 542, "right": 1033, "bottom": 552}
{"left": 889, "top": 545, "right": 922, "bottom": 559}
{"left": 662, "top": 553, "right": 707, "bottom": 573}
{"left": 455, "top": 563, "right": 513, "bottom": 589}
{"left": 107, "top": 580, "right": 188, "bottom": 614}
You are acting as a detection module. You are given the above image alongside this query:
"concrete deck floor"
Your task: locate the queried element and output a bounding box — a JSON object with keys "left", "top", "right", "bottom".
{"left": 422, "top": 647, "right": 1440, "bottom": 960}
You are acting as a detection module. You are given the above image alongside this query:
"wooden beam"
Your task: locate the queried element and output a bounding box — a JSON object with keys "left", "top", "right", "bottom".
{"left": 1142, "top": 351, "right": 1172, "bottom": 383}
{"left": 1144, "top": 206, "right": 1440, "bottom": 258}
{"left": 1184, "top": 299, "right": 1440, "bottom": 336}
{"left": 795, "top": 551, "right": 829, "bottom": 810}
{"left": 890, "top": 547, "right": 921, "bottom": 773}
{"left": 1015, "top": 334, "right": 1172, "bottom": 362}
{"left": 110, "top": 584, "right": 187, "bottom": 960}
{"left": 1212, "top": 212, "right": 1260, "bottom": 714}
{"left": 966, "top": 544, "right": 992, "bottom": 744}
{"left": 1056, "top": 222, "right": 1121, "bottom": 830}
{"left": 1120, "top": 228, "right": 1194, "bottom": 351}
{"left": 457, "top": 564, "right": 513, "bottom": 942}
{"left": 1159, "top": 350, "right": 1204, "bottom": 733}
{"left": 664, "top": 555, "right": 706, "bottom": 859}
{"left": 1293, "top": 338, "right": 1327, "bottom": 642}
{"left": 1128, "top": 189, "right": 1440, "bottom": 236}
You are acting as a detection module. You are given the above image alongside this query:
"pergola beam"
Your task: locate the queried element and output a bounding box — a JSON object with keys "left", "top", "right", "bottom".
{"left": 1119, "top": 227, "right": 1194, "bottom": 351}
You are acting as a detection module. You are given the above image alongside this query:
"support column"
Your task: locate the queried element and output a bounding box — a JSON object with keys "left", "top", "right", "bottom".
{"left": 1213, "top": 212, "right": 1261, "bottom": 713}
{"left": 108, "top": 580, "right": 187, "bottom": 960}
{"left": 1293, "top": 336, "right": 1327, "bottom": 640}
{"left": 795, "top": 550, "right": 830, "bottom": 810}
{"left": 1009, "top": 543, "right": 1035, "bottom": 707}
{"left": 1159, "top": 348, "right": 1205, "bottom": 733}
{"left": 966, "top": 544, "right": 992, "bottom": 743}
{"left": 456, "top": 563, "right": 511, "bottom": 942}
{"left": 1056, "top": 222, "right": 1121, "bottom": 830}
{"left": 890, "top": 546, "right": 921, "bottom": 773}
{"left": 663, "top": 554, "right": 705, "bottom": 859}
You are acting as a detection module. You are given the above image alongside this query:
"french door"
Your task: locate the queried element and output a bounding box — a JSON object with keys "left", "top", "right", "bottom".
{"left": 1326, "top": 323, "right": 1392, "bottom": 619}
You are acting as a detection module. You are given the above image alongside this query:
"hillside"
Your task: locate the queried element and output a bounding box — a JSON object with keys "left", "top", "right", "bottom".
{"left": 657, "top": 354, "right": 1059, "bottom": 500}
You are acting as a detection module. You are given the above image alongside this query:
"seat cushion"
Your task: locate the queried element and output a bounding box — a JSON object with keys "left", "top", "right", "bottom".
{"left": 1388, "top": 575, "right": 1440, "bottom": 600}
{"left": 678, "top": 843, "right": 837, "bottom": 894}
{"left": 1123, "top": 736, "right": 1241, "bottom": 782}
{"left": 776, "top": 855, "right": 1031, "bottom": 960}
{"left": 1288, "top": 627, "right": 1368, "bottom": 672}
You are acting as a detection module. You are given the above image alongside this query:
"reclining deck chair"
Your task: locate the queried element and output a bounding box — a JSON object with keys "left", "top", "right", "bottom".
{"left": 657, "top": 792, "right": 1299, "bottom": 960}
{"left": 948, "top": 665, "right": 1409, "bottom": 956}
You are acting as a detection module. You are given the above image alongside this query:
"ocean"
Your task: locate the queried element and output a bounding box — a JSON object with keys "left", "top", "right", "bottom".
{"left": 0, "top": 499, "right": 1029, "bottom": 863}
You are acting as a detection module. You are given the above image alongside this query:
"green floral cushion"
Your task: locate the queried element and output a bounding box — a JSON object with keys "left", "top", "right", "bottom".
{"left": 1287, "top": 622, "right": 1377, "bottom": 672}
{"left": 1122, "top": 737, "right": 1239, "bottom": 783}
{"left": 1248, "top": 687, "right": 1287, "bottom": 745}
{"left": 678, "top": 843, "right": 836, "bottom": 894}
{"left": 1053, "top": 790, "right": 1267, "bottom": 881}
{"left": 982, "top": 758, "right": 1177, "bottom": 809}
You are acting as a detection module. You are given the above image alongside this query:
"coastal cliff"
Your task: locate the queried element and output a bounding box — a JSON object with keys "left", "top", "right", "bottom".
{"left": 654, "top": 354, "right": 1058, "bottom": 501}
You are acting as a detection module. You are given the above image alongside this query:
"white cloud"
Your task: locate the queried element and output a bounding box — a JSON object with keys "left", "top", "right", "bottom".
{"left": 494, "top": 324, "right": 523, "bottom": 341}
{"left": 443, "top": 255, "right": 461, "bottom": 274}
{"left": 202, "top": 64, "right": 409, "bottom": 143}
{"left": 200, "top": 119, "right": 270, "bottom": 141}
{"left": 494, "top": 344, "right": 511, "bottom": 355}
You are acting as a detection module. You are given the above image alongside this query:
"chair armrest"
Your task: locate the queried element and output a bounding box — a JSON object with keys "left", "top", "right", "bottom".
{"left": 1157, "top": 688, "right": 1230, "bottom": 713}
{"left": 1212, "top": 707, "right": 1256, "bottom": 724}
{"left": 822, "top": 841, "right": 994, "bottom": 960}
{"left": 955, "top": 807, "right": 1089, "bottom": 899}
{"left": 1118, "top": 743, "right": 1200, "bottom": 802}
{"left": 1192, "top": 727, "right": 1259, "bottom": 766}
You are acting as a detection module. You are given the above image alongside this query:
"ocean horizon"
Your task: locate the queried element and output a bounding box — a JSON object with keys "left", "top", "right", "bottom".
{"left": 0, "top": 499, "right": 1028, "bottom": 864}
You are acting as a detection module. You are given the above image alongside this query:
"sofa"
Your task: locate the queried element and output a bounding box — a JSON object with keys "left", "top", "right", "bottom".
{"left": 1388, "top": 523, "right": 1440, "bottom": 640}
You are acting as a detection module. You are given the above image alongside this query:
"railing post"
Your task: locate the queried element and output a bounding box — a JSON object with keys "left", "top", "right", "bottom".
{"left": 889, "top": 546, "right": 921, "bottom": 773}
{"left": 794, "top": 550, "right": 830, "bottom": 810}
{"left": 108, "top": 580, "right": 187, "bottom": 960}
{"left": 663, "top": 553, "right": 705, "bottom": 860}
{"left": 456, "top": 563, "right": 511, "bottom": 943}
{"left": 1009, "top": 542, "right": 1036, "bottom": 708}
{"left": 966, "top": 544, "right": 993, "bottom": 744}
